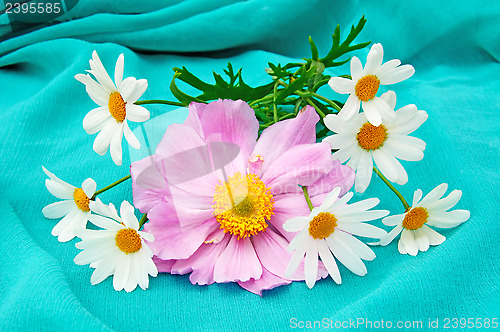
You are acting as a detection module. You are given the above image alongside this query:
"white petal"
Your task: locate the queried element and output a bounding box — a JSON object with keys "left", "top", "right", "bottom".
{"left": 426, "top": 210, "right": 470, "bottom": 228}
{"left": 337, "top": 222, "right": 387, "bottom": 239}
{"left": 114, "top": 54, "right": 124, "bottom": 87}
{"left": 372, "top": 149, "right": 400, "bottom": 183}
{"left": 285, "top": 236, "right": 308, "bottom": 277}
{"left": 304, "top": 241, "right": 319, "bottom": 289}
{"left": 75, "top": 74, "right": 110, "bottom": 106}
{"left": 398, "top": 237, "right": 407, "bottom": 254}
{"left": 377, "top": 223, "right": 403, "bottom": 246}
{"left": 338, "top": 94, "right": 361, "bottom": 122}
{"left": 83, "top": 107, "right": 111, "bottom": 134}
{"left": 42, "top": 200, "right": 75, "bottom": 219}
{"left": 93, "top": 119, "right": 118, "bottom": 156}
{"left": 109, "top": 124, "right": 124, "bottom": 166}
{"left": 400, "top": 228, "right": 418, "bottom": 256}
{"left": 374, "top": 59, "right": 401, "bottom": 79}
{"left": 364, "top": 43, "right": 383, "bottom": 73}
{"left": 354, "top": 151, "right": 373, "bottom": 193}
{"left": 126, "top": 104, "right": 150, "bottom": 123}
{"left": 328, "top": 77, "right": 354, "bottom": 94}
{"left": 425, "top": 190, "right": 462, "bottom": 213}
{"left": 317, "top": 240, "right": 341, "bottom": 284}
{"left": 284, "top": 216, "right": 310, "bottom": 233}
{"left": 421, "top": 225, "right": 446, "bottom": 245}
{"left": 91, "top": 257, "right": 116, "bottom": 285}
{"left": 123, "top": 121, "right": 141, "bottom": 149}
{"left": 88, "top": 214, "right": 122, "bottom": 231}
{"left": 45, "top": 179, "right": 74, "bottom": 200}
{"left": 113, "top": 255, "right": 131, "bottom": 291}
{"left": 82, "top": 178, "right": 97, "bottom": 198}
{"left": 326, "top": 192, "right": 354, "bottom": 213}
{"left": 350, "top": 56, "right": 363, "bottom": 81}
{"left": 318, "top": 187, "right": 342, "bottom": 210}
{"left": 413, "top": 189, "right": 423, "bottom": 206}
{"left": 380, "top": 90, "right": 397, "bottom": 110}
{"left": 382, "top": 214, "right": 404, "bottom": 226}
{"left": 118, "top": 77, "right": 137, "bottom": 101}
{"left": 335, "top": 230, "right": 375, "bottom": 261}
{"left": 384, "top": 138, "right": 425, "bottom": 161}
{"left": 361, "top": 99, "right": 383, "bottom": 126}
{"left": 370, "top": 97, "right": 396, "bottom": 123}
{"left": 124, "top": 79, "right": 147, "bottom": 103}
{"left": 378, "top": 64, "right": 415, "bottom": 85}
{"left": 89, "top": 50, "right": 116, "bottom": 91}
{"left": 414, "top": 228, "right": 429, "bottom": 252}
{"left": 418, "top": 183, "right": 448, "bottom": 207}
{"left": 120, "top": 201, "right": 139, "bottom": 230}
{"left": 327, "top": 233, "right": 367, "bottom": 276}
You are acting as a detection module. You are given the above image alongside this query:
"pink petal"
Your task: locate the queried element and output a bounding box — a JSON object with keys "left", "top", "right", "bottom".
{"left": 307, "top": 160, "right": 355, "bottom": 197}
{"left": 131, "top": 154, "right": 170, "bottom": 213}
{"left": 152, "top": 256, "right": 176, "bottom": 273}
{"left": 183, "top": 100, "right": 259, "bottom": 161}
{"left": 261, "top": 142, "right": 333, "bottom": 195}
{"left": 271, "top": 194, "right": 311, "bottom": 242}
{"left": 171, "top": 235, "right": 230, "bottom": 285}
{"left": 252, "top": 229, "right": 306, "bottom": 281}
{"left": 144, "top": 201, "right": 219, "bottom": 260}
{"left": 237, "top": 267, "right": 291, "bottom": 296}
{"left": 213, "top": 236, "right": 262, "bottom": 283}
{"left": 251, "top": 106, "right": 319, "bottom": 175}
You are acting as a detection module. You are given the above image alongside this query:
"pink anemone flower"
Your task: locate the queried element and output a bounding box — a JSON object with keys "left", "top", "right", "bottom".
{"left": 131, "top": 99, "right": 354, "bottom": 295}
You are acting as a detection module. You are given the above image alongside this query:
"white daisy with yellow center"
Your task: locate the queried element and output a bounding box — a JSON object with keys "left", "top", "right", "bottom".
{"left": 42, "top": 166, "right": 96, "bottom": 242}
{"left": 284, "top": 187, "right": 388, "bottom": 288}
{"left": 323, "top": 90, "right": 428, "bottom": 193}
{"left": 74, "top": 200, "right": 157, "bottom": 292}
{"left": 75, "top": 51, "right": 150, "bottom": 166}
{"left": 372, "top": 183, "right": 470, "bottom": 256}
{"left": 328, "top": 43, "right": 415, "bottom": 126}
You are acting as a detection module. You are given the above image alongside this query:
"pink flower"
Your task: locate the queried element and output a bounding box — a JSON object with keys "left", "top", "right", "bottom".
{"left": 131, "top": 99, "right": 354, "bottom": 295}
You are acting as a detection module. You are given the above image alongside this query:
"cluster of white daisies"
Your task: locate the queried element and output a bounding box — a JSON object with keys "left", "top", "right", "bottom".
{"left": 42, "top": 45, "right": 469, "bottom": 292}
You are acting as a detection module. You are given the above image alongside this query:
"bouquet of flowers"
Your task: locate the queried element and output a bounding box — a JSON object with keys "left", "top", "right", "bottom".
{"left": 41, "top": 17, "right": 469, "bottom": 295}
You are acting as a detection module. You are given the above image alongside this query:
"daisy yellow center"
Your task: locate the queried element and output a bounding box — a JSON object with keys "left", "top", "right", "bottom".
{"left": 355, "top": 75, "right": 380, "bottom": 102}
{"left": 402, "top": 207, "right": 429, "bottom": 230}
{"left": 108, "top": 91, "right": 126, "bottom": 123}
{"left": 356, "top": 122, "right": 388, "bottom": 151}
{"left": 73, "top": 188, "right": 90, "bottom": 212}
{"left": 308, "top": 212, "right": 337, "bottom": 239}
{"left": 115, "top": 228, "right": 142, "bottom": 254}
{"left": 212, "top": 172, "right": 274, "bottom": 240}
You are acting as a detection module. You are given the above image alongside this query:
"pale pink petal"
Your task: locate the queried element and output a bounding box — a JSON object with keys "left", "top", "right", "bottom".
{"left": 307, "top": 160, "right": 355, "bottom": 197}
{"left": 183, "top": 100, "right": 259, "bottom": 161}
{"left": 238, "top": 267, "right": 291, "bottom": 296}
{"left": 131, "top": 155, "right": 169, "bottom": 213}
{"left": 213, "top": 236, "right": 262, "bottom": 283}
{"left": 252, "top": 106, "right": 319, "bottom": 175}
{"left": 152, "top": 256, "right": 176, "bottom": 273}
{"left": 261, "top": 142, "right": 334, "bottom": 195}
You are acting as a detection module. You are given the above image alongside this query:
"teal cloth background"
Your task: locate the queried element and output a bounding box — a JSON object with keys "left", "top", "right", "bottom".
{"left": 1, "top": 0, "right": 499, "bottom": 331}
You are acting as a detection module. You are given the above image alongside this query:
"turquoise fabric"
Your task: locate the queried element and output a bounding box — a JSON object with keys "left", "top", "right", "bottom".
{"left": 1, "top": 0, "right": 499, "bottom": 331}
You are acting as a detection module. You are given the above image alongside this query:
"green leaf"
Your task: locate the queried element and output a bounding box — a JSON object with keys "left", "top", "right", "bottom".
{"left": 275, "top": 66, "right": 317, "bottom": 104}
{"left": 318, "top": 16, "right": 371, "bottom": 68}
{"left": 309, "top": 36, "right": 319, "bottom": 61}
{"left": 169, "top": 72, "right": 206, "bottom": 106}
{"left": 172, "top": 64, "right": 274, "bottom": 102}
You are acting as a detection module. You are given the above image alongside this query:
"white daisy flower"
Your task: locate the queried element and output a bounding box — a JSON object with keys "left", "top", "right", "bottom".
{"left": 41, "top": 166, "right": 96, "bottom": 242}
{"left": 372, "top": 183, "right": 470, "bottom": 256}
{"left": 74, "top": 200, "right": 158, "bottom": 292}
{"left": 284, "top": 187, "right": 388, "bottom": 288}
{"left": 323, "top": 90, "right": 427, "bottom": 193}
{"left": 328, "top": 43, "right": 415, "bottom": 126}
{"left": 75, "top": 51, "right": 150, "bottom": 166}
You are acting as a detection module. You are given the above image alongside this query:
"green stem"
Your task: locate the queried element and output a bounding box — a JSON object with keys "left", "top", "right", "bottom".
{"left": 92, "top": 175, "right": 131, "bottom": 198}
{"left": 303, "top": 97, "right": 326, "bottom": 118}
{"left": 302, "top": 186, "right": 314, "bottom": 212}
{"left": 135, "top": 99, "right": 183, "bottom": 107}
{"left": 373, "top": 167, "right": 410, "bottom": 211}
{"left": 305, "top": 92, "right": 341, "bottom": 112}
{"left": 273, "top": 81, "right": 279, "bottom": 123}
{"left": 249, "top": 94, "right": 274, "bottom": 107}
{"left": 259, "top": 113, "right": 295, "bottom": 130}
{"left": 139, "top": 213, "right": 148, "bottom": 229}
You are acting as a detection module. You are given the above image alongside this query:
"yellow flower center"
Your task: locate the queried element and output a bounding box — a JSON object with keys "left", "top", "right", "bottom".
{"left": 356, "top": 122, "right": 388, "bottom": 151}
{"left": 308, "top": 212, "right": 337, "bottom": 239}
{"left": 213, "top": 172, "right": 274, "bottom": 239}
{"left": 73, "top": 188, "right": 90, "bottom": 212}
{"left": 108, "top": 91, "right": 126, "bottom": 123}
{"left": 402, "top": 207, "right": 429, "bottom": 230}
{"left": 115, "top": 228, "right": 142, "bottom": 254}
{"left": 355, "top": 75, "right": 380, "bottom": 102}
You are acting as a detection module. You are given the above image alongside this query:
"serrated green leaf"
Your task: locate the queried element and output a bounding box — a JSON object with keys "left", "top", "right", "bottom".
{"left": 173, "top": 64, "right": 274, "bottom": 102}
{"left": 169, "top": 73, "right": 206, "bottom": 106}
{"left": 309, "top": 36, "right": 319, "bottom": 61}
{"left": 275, "top": 66, "right": 317, "bottom": 104}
